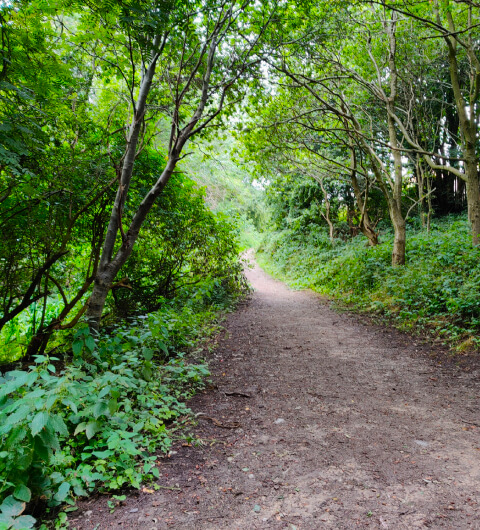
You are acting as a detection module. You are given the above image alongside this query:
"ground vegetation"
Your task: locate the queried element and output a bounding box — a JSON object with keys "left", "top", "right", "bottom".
{"left": 2, "top": 0, "right": 480, "bottom": 526}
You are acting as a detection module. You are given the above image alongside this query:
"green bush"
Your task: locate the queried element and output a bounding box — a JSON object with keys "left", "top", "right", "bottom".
{"left": 257, "top": 225, "right": 340, "bottom": 288}
{"left": 113, "top": 174, "right": 245, "bottom": 317}
{"left": 0, "top": 305, "right": 217, "bottom": 528}
{"left": 259, "top": 215, "right": 480, "bottom": 348}
{"left": 0, "top": 166, "right": 248, "bottom": 365}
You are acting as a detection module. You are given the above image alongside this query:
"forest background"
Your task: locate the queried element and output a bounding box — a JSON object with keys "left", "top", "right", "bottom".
{"left": 1, "top": 0, "right": 480, "bottom": 528}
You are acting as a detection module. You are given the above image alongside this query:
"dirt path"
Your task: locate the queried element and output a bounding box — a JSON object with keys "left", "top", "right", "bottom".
{"left": 73, "top": 257, "right": 480, "bottom": 529}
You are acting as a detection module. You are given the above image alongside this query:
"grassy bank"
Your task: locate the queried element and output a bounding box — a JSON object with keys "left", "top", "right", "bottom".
{"left": 257, "top": 216, "right": 480, "bottom": 352}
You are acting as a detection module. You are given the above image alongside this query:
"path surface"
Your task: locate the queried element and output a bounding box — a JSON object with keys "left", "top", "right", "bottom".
{"left": 73, "top": 257, "right": 480, "bottom": 529}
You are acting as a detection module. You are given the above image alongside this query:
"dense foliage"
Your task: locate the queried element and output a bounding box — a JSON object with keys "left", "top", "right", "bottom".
{"left": 0, "top": 1, "right": 258, "bottom": 524}
{"left": 258, "top": 215, "right": 480, "bottom": 351}
{"left": 240, "top": 0, "right": 480, "bottom": 265}
{"left": 2, "top": 0, "right": 480, "bottom": 525}
{"left": 0, "top": 306, "right": 219, "bottom": 528}
{"left": 0, "top": 169, "right": 245, "bottom": 364}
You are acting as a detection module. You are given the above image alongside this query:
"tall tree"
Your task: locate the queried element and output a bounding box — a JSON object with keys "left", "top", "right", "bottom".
{"left": 0, "top": 0, "right": 115, "bottom": 352}
{"left": 380, "top": 0, "right": 480, "bottom": 244}
{"left": 78, "top": 0, "right": 275, "bottom": 328}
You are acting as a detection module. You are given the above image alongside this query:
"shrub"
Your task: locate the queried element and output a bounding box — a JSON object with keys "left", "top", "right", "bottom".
{"left": 0, "top": 307, "right": 214, "bottom": 528}
{"left": 259, "top": 215, "right": 480, "bottom": 349}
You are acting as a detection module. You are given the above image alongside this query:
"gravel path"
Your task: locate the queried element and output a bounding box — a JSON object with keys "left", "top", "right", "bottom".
{"left": 72, "top": 256, "right": 480, "bottom": 529}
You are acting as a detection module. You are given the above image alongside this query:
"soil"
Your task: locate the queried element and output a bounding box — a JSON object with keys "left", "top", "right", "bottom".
{"left": 70, "top": 255, "right": 480, "bottom": 529}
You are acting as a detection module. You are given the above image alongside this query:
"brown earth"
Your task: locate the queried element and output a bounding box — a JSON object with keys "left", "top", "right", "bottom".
{"left": 71, "top": 256, "right": 480, "bottom": 529}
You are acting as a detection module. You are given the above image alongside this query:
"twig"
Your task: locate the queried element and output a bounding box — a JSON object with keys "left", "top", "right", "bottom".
{"left": 224, "top": 391, "right": 251, "bottom": 398}
{"left": 460, "top": 418, "right": 480, "bottom": 427}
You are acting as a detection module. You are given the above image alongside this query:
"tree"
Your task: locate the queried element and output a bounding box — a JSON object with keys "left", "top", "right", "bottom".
{"left": 249, "top": 0, "right": 480, "bottom": 263}
{"left": 0, "top": 0, "right": 116, "bottom": 356}
{"left": 379, "top": 0, "right": 480, "bottom": 244}
{"left": 240, "top": 84, "right": 383, "bottom": 246}
{"left": 77, "top": 0, "right": 275, "bottom": 328}
{"left": 241, "top": 3, "right": 411, "bottom": 258}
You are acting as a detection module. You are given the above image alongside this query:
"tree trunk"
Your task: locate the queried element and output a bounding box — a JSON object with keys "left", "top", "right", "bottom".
{"left": 85, "top": 40, "right": 165, "bottom": 330}
{"left": 86, "top": 162, "right": 175, "bottom": 330}
{"left": 325, "top": 211, "right": 335, "bottom": 243}
{"left": 416, "top": 157, "right": 426, "bottom": 229}
{"left": 86, "top": 271, "right": 113, "bottom": 330}
{"left": 361, "top": 223, "right": 379, "bottom": 247}
{"left": 348, "top": 141, "right": 378, "bottom": 246}
{"left": 318, "top": 180, "right": 335, "bottom": 243}
{"left": 391, "top": 205, "right": 406, "bottom": 266}
{"left": 465, "top": 159, "right": 480, "bottom": 245}
{"left": 426, "top": 171, "right": 432, "bottom": 233}
{"left": 442, "top": 7, "right": 480, "bottom": 245}
{"left": 350, "top": 172, "right": 378, "bottom": 246}
{"left": 387, "top": 110, "right": 406, "bottom": 266}
{"left": 24, "top": 329, "right": 52, "bottom": 361}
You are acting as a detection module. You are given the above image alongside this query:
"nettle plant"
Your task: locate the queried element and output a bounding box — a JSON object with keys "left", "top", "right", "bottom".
{"left": 0, "top": 318, "right": 210, "bottom": 528}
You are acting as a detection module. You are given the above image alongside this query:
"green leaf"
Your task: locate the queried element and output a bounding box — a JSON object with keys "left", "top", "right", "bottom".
{"left": 132, "top": 421, "right": 144, "bottom": 433}
{"left": 14, "top": 451, "right": 33, "bottom": 471}
{"left": 157, "top": 341, "right": 169, "bottom": 354}
{"left": 39, "top": 427, "right": 60, "bottom": 451}
{"left": 142, "top": 365, "right": 152, "bottom": 380}
{"left": 30, "top": 412, "right": 48, "bottom": 436}
{"left": 54, "top": 482, "right": 71, "bottom": 503}
{"left": 33, "top": 436, "right": 50, "bottom": 461}
{"left": 93, "top": 401, "right": 109, "bottom": 419}
{"left": 85, "top": 421, "right": 101, "bottom": 440}
{"left": 73, "top": 484, "right": 87, "bottom": 497}
{"left": 72, "top": 340, "right": 83, "bottom": 356}
{"left": 107, "top": 398, "right": 118, "bottom": 415}
{"left": 4, "top": 405, "right": 31, "bottom": 427}
{"left": 92, "top": 450, "right": 114, "bottom": 459}
{"left": 13, "top": 485, "right": 31, "bottom": 503}
{"left": 142, "top": 348, "right": 154, "bottom": 361}
{"left": 25, "top": 372, "right": 38, "bottom": 387}
{"left": 11, "top": 515, "right": 36, "bottom": 529}
{"left": 0, "top": 496, "right": 25, "bottom": 517}
{"left": 0, "top": 372, "right": 31, "bottom": 398}
{"left": 47, "top": 415, "right": 69, "bottom": 436}
{"left": 0, "top": 513, "right": 15, "bottom": 528}
{"left": 85, "top": 335, "right": 96, "bottom": 353}
{"left": 98, "top": 386, "right": 111, "bottom": 399}
{"left": 73, "top": 422, "right": 87, "bottom": 436}
{"left": 50, "top": 472, "right": 64, "bottom": 484}
{"left": 44, "top": 394, "right": 57, "bottom": 411}
{"left": 61, "top": 399, "right": 78, "bottom": 414}
{"left": 23, "top": 389, "right": 45, "bottom": 400}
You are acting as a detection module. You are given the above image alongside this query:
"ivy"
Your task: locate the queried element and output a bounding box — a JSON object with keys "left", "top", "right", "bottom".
{"left": 259, "top": 215, "right": 480, "bottom": 350}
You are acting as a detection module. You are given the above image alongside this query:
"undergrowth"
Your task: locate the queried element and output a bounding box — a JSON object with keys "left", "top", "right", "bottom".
{"left": 0, "top": 302, "right": 230, "bottom": 529}
{"left": 257, "top": 215, "right": 480, "bottom": 351}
